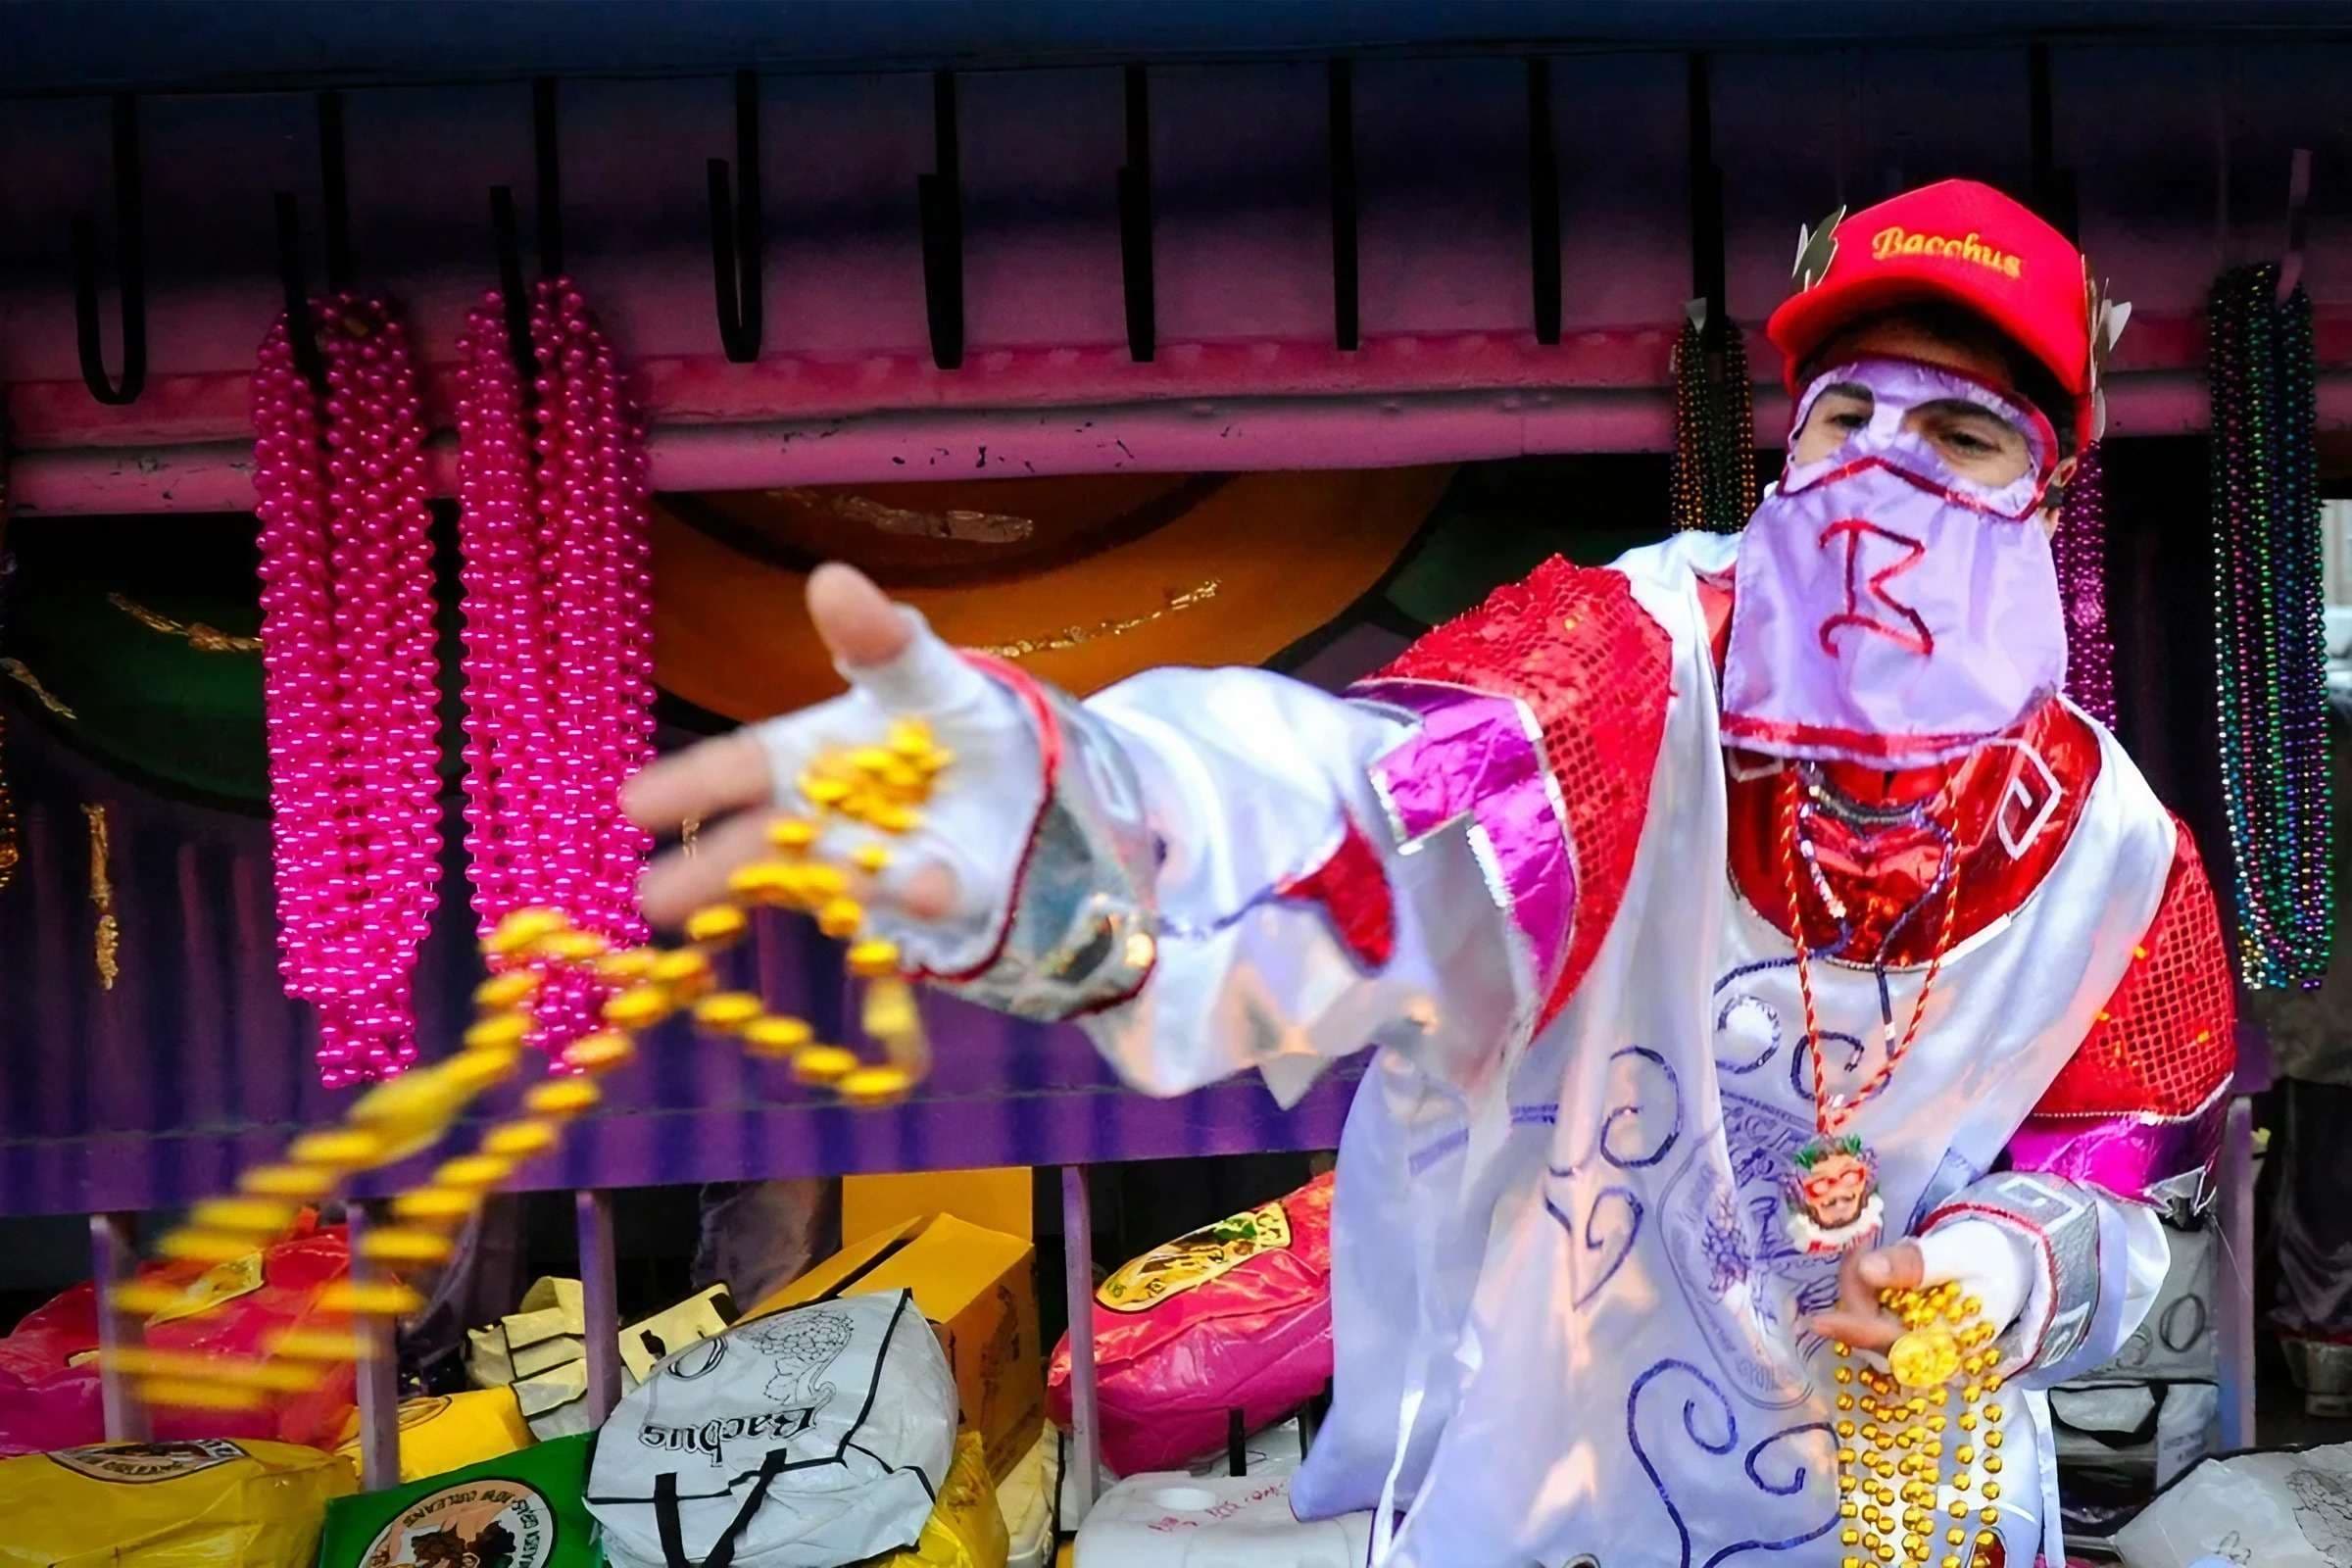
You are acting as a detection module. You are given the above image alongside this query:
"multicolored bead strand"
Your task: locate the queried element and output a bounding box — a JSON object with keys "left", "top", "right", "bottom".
{"left": 2052, "top": 439, "right": 2118, "bottom": 729}
{"left": 454, "top": 276, "right": 657, "bottom": 1054}
{"left": 2207, "top": 264, "right": 2332, "bottom": 990}
{"left": 252, "top": 294, "right": 441, "bottom": 1084}
{"left": 1670, "top": 317, "right": 1759, "bottom": 533}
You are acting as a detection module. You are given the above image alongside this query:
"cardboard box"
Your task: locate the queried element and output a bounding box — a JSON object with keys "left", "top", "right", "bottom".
{"left": 754, "top": 1212, "right": 1042, "bottom": 1482}
{"left": 845, "top": 1166, "right": 1034, "bottom": 1244}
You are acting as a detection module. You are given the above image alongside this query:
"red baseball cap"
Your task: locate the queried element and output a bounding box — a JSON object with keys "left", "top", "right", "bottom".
{"left": 1766, "top": 179, "right": 2094, "bottom": 444}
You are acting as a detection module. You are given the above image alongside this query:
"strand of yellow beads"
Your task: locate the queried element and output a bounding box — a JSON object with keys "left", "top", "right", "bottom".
{"left": 109, "top": 720, "right": 954, "bottom": 1414}
{"left": 1834, "top": 1282, "right": 2007, "bottom": 1568}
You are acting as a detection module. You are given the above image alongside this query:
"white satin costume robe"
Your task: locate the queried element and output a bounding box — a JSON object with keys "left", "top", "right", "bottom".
{"left": 920, "top": 532, "right": 2232, "bottom": 1568}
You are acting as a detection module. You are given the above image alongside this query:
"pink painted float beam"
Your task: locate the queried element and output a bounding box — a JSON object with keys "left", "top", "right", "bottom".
{"left": 21, "top": 370, "right": 2352, "bottom": 516}
{"left": 13, "top": 307, "right": 2347, "bottom": 450}
{"left": 4, "top": 327, "right": 1691, "bottom": 452}
{"left": 12, "top": 316, "right": 2352, "bottom": 514}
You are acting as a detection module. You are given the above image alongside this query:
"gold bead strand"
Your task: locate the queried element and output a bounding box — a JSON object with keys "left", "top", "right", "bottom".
{"left": 1836, "top": 1283, "right": 2002, "bottom": 1568}
{"left": 117, "top": 719, "right": 956, "bottom": 1409}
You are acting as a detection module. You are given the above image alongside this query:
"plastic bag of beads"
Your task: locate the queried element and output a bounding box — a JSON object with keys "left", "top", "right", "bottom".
{"left": 1046, "top": 1172, "right": 1334, "bottom": 1477}
{"left": 316, "top": 1432, "right": 598, "bottom": 1568}
{"left": 330, "top": 1388, "right": 536, "bottom": 1484}
{"left": 858, "top": 1432, "right": 1009, "bottom": 1568}
{"left": 2112, "top": 1441, "right": 2352, "bottom": 1566}
{"left": 0, "top": 1438, "right": 354, "bottom": 1567}
{"left": 0, "top": 1217, "right": 357, "bottom": 1458}
{"left": 588, "top": 1289, "right": 956, "bottom": 1568}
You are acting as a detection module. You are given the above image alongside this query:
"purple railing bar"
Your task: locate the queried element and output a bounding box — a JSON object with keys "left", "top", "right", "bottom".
{"left": 0, "top": 1064, "right": 1360, "bottom": 1217}
{"left": 347, "top": 1201, "right": 404, "bottom": 1492}
{"left": 1060, "top": 1164, "right": 1103, "bottom": 1521}
{"left": 89, "top": 1212, "right": 149, "bottom": 1443}
{"left": 2214, "top": 1096, "right": 2258, "bottom": 1451}
{"left": 576, "top": 1189, "right": 624, "bottom": 1423}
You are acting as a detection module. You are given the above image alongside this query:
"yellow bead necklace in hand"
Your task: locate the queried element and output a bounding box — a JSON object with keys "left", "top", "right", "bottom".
{"left": 1833, "top": 1281, "right": 2009, "bottom": 1568}
{"left": 106, "top": 718, "right": 953, "bottom": 1415}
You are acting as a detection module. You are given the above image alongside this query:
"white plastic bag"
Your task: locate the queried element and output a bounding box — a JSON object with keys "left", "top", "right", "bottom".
{"left": 588, "top": 1289, "right": 956, "bottom": 1568}
{"left": 1072, "top": 1470, "right": 1371, "bottom": 1568}
{"left": 2115, "top": 1443, "right": 2352, "bottom": 1567}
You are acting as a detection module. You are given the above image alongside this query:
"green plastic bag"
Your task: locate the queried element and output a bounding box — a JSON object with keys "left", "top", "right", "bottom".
{"left": 315, "top": 1432, "right": 598, "bottom": 1568}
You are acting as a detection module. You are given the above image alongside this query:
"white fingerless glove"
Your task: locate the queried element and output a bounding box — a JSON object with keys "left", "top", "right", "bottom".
{"left": 750, "top": 608, "right": 1043, "bottom": 975}
{"left": 1916, "top": 1219, "right": 2034, "bottom": 1342}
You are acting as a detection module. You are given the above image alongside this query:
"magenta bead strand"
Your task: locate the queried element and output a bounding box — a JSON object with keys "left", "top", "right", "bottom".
{"left": 454, "top": 278, "right": 657, "bottom": 1056}
{"left": 251, "top": 294, "right": 440, "bottom": 1084}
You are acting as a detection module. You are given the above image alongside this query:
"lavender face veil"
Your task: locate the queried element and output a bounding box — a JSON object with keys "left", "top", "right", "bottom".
{"left": 1720, "top": 357, "right": 2068, "bottom": 767}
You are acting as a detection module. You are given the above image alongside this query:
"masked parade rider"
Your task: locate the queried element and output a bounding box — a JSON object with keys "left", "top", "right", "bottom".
{"left": 628, "top": 180, "right": 2234, "bottom": 1568}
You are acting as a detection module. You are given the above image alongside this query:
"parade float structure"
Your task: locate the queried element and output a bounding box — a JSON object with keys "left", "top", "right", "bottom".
{"left": 1, "top": 0, "right": 2342, "bottom": 1498}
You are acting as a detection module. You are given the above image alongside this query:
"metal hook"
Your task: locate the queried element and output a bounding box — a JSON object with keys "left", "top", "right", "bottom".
{"left": 318, "top": 90, "right": 355, "bottom": 289}
{"left": 489, "top": 186, "right": 535, "bottom": 383}
{"left": 272, "top": 193, "right": 326, "bottom": 396}
{"left": 270, "top": 90, "right": 357, "bottom": 400}
{"left": 1687, "top": 55, "right": 1726, "bottom": 354}
{"left": 919, "top": 71, "right": 965, "bottom": 370}
{"left": 1527, "top": 57, "right": 1562, "bottom": 347}
{"left": 2028, "top": 41, "right": 2078, "bottom": 242}
{"left": 486, "top": 76, "right": 565, "bottom": 382}
{"left": 70, "top": 94, "right": 147, "bottom": 407}
{"left": 534, "top": 77, "right": 564, "bottom": 280}
{"left": 708, "top": 68, "right": 764, "bottom": 364}
{"left": 2278, "top": 147, "right": 2313, "bottom": 304}
{"left": 1329, "top": 60, "right": 1359, "bottom": 353}
{"left": 1117, "top": 65, "right": 1156, "bottom": 365}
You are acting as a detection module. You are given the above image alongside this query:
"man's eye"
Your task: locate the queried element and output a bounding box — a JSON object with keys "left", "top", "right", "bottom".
{"left": 1829, "top": 411, "right": 1868, "bottom": 431}
{"left": 1942, "top": 429, "right": 1996, "bottom": 456}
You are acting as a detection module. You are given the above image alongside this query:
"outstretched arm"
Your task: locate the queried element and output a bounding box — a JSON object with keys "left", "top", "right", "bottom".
{"left": 627, "top": 559, "right": 1674, "bottom": 1102}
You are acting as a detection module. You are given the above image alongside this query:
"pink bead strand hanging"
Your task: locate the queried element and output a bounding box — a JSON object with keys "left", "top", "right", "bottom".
{"left": 454, "top": 276, "right": 656, "bottom": 1053}
{"left": 2053, "top": 439, "right": 2118, "bottom": 728}
{"left": 252, "top": 295, "right": 441, "bottom": 1086}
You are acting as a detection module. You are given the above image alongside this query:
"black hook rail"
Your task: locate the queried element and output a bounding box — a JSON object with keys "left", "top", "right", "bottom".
{"left": 919, "top": 71, "right": 965, "bottom": 370}
{"left": 1118, "top": 65, "right": 1156, "bottom": 365}
{"left": 70, "top": 93, "right": 147, "bottom": 407}
{"left": 1527, "top": 57, "right": 1562, "bottom": 347}
{"left": 708, "top": 68, "right": 764, "bottom": 365}
{"left": 1328, "top": 60, "right": 1359, "bottom": 353}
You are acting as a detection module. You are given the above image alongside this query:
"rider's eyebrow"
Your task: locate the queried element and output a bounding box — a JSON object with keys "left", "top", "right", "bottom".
{"left": 1908, "top": 399, "right": 2021, "bottom": 440}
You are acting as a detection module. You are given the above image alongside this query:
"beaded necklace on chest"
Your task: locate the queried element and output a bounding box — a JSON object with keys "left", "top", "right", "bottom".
{"left": 1777, "top": 765, "right": 1963, "bottom": 1254}
{"left": 1774, "top": 763, "right": 2010, "bottom": 1568}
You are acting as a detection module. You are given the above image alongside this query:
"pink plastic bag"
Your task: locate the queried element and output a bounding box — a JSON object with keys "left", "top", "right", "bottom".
{"left": 1048, "top": 1172, "right": 1333, "bottom": 1476}
{"left": 0, "top": 1217, "right": 357, "bottom": 1457}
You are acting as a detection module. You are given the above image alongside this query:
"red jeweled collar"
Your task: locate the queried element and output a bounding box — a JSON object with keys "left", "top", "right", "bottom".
{"left": 1702, "top": 576, "right": 2101, "bottom": 965}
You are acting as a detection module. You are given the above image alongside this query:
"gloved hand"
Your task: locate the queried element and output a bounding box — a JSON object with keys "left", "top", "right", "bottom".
{"left": 1806, "top": 1219, "right": 2032, "bottom": 1354}
{"left": 623, "top": 564, "right": 1044, "bottom": 973}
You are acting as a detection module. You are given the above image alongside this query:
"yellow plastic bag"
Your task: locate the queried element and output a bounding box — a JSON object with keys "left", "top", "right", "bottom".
{"left": 0, "top": 1438, "right": 354, "bottom": 1567}
{"left": 332, "top": 1388, "right": 534, "bottom": 1483}
{"left": 864, "top": 1432, "right": 1010, "bottom": 1568}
